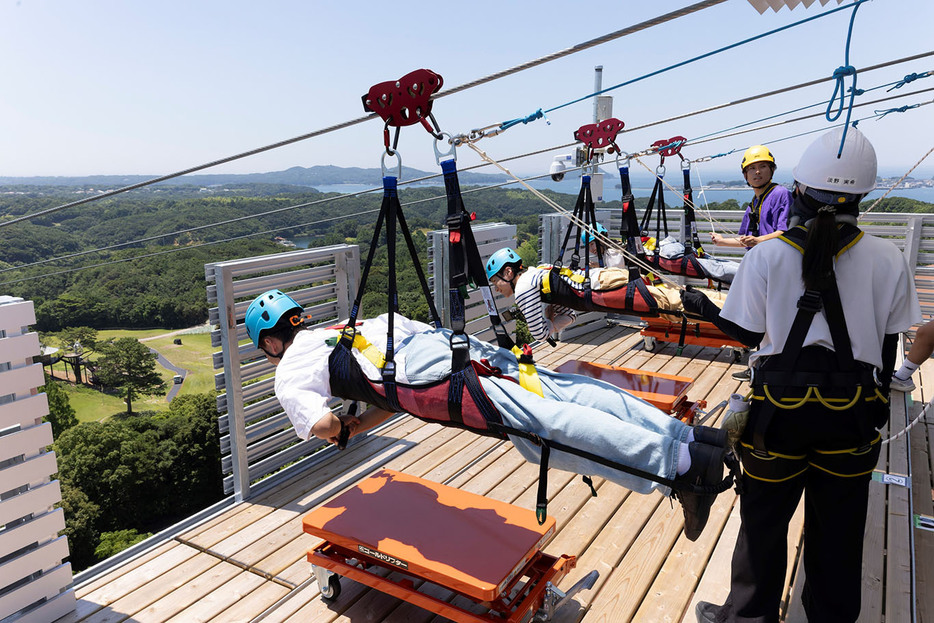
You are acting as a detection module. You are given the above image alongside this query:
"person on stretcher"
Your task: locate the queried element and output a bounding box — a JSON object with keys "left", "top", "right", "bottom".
{"left": 246, "top": 290, "right": 729, "bottom": 541}
{"left": 486, "top": 247, "right": 727, "bottom": 342}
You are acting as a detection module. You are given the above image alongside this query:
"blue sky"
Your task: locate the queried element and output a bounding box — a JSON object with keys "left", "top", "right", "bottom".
{"left": 1, "top": 0, "right": 932, "bottom": 181}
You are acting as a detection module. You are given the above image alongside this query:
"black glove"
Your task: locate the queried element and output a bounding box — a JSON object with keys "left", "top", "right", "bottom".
{"left": 680, "top": 286, "right": 712, "bottom": 316}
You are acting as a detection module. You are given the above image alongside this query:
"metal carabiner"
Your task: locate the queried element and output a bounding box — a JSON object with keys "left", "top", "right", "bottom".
{"left": 656, "top": 164, "right": 666, "bottom": 178}
{"left": 381, "top": 150, "right": 403, "bottom": 180}
{"left": 614, "top": 150, "right": 631, "bottom": 168}
{"left": 681, "top": 158, "right": 692, "bottom": 172}
{"left": 433, "top": 132, "right": 456, "bottom": 165}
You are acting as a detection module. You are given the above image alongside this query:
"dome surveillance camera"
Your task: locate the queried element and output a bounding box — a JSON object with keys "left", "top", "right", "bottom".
{"left": 550, "top": 155, "right": 572, "bottom": 182}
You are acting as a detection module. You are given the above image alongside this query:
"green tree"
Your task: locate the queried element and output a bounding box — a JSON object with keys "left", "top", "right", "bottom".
{"left": 58, "top": 484, "right": 101, "bottom": 571}
{"left": 94, "top": 338, "right": 166, "bottom": 414}
{"left": 42, "top": 375, "right": 78, "bottom": 437}
{"left": 95, "top": 529, "right": 152, "bottom": 560}
{"left": 58, "top": 326, "right": 98, "bottom": 383}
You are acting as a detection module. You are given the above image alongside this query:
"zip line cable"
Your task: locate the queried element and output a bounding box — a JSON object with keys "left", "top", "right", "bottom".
{"left": 0, "top": 165, "right": 591, "bottom": 288}
{"left": 863, "top": 143, "right": 934, "bottom": 215}
{"left": 481, "top": 0, "right": 870, "bottom": 137}
{"left": 0, "top": 0, "right": 729, "bottom": 231}
{"left": 4, "top": 84, "right": 930, "bottom": 281}
{"left": 619, "top": 51, "right": 934, "bottom": 138}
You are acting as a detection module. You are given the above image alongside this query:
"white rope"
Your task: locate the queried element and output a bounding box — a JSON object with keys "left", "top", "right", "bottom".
{"left": 862, "top": 143, "right": 934, "bottom": 217}
{"left": 882, "top": 393, "right": 932, "bottom": 445}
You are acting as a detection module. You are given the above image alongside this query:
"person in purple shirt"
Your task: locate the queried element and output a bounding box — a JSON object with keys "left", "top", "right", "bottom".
{"left": 710, "top": 145, "right": 792, "bottom": 249}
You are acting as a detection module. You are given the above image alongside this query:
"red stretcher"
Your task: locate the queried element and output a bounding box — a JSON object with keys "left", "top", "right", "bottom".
{"left": 303, "top": 469, "right": 598, "bottom": 622}
{"left": 640, "top": 316, "right": 747, "bottom": 362}
{"left": 553, "top": 359, "right": 705, "bottom": 423}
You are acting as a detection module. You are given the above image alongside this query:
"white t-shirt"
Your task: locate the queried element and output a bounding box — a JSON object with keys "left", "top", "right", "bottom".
{"left": 720, "top": 232, "right": 921, "bottom": 369}
{"left": 274, "top": 314, "right": 431, "bottom": 440}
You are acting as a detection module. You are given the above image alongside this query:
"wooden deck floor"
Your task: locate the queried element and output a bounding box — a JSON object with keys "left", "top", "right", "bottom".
{"left": 56, "top": 324, "right": 934, "bottom": 623}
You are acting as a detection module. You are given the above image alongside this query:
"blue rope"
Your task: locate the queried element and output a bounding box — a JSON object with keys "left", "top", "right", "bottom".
{"left": 696, "top": 102, "right": 930, "bottom": 162}
{"left": 876, "top": 103, "right": 921, "bottom": 118}
{"left": 499, "top": 108, "right": 544, "bottom": 132}
{"left": 825, "top": 1, "right": 863, "bottom": 157}
{"left": 887, "top": 71, "right": 933, "bottom": 92}
{"left": 497, "top": 0, "right": 869, "bottom": 135}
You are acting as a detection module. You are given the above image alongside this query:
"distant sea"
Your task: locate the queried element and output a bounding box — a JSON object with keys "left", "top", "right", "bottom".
{"left": 311, "top": 181, "right": 934, "bottom": 206}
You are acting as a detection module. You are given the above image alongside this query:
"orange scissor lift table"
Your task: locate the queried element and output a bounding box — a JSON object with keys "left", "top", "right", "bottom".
{"left": 303, "top": 469, "right": 597, "bottom": 622}
{"left": 554, "top": 359, "right": 705, "bottom": 423}
{"left": 640, "top": 316, "right": 747, "bottom": 362}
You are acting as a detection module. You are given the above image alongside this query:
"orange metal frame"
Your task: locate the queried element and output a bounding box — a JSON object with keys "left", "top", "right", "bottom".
{"left": 641, "top": 316, "right": 746, "bottom": 350}
{"left": 553, "top": 359, "right": 705, "bottom": 423}
{"left": 303, "top": 469, "right": 576, "bottom": 622}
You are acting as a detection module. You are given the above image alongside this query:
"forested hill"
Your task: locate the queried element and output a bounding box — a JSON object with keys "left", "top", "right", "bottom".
{"left": 1, "top": 183, "right": 931, "bottom": 333}
{"left": 0, "top": 164, "right": 509, "bottom": 188}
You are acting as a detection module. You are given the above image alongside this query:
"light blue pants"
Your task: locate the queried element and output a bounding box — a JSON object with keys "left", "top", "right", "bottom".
{"left": 399, "top": 329, "right": 690, "bottom": 495}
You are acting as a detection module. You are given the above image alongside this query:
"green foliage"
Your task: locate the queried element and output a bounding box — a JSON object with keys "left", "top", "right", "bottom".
{"left": 516, "top": 239, "right": 539, "bottom": 267}
{"left": 58, "top": 484, "right": 101, "bottom": 571}
{"left": 94, "top": 338, "right": 167, "bottom": 414}
{"left": 58, "top": 326, "right": 98, "bottom": 353}
{"left": 43, "top": 375, "right": 78, "bottom": 437}
{"left": 53, "top": 391, "right": 223, "bottom": 571}
{"left": 94, "top": 529, "right": 152, "bottom": 560}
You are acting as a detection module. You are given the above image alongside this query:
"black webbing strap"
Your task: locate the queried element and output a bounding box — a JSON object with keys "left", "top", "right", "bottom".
{"left": 619, "top": 164, "right": 646, "bottom": 283}
{"left": 747, "top": 182, "right": 776, "bottom": 237}
{"left": 487, "top": 420, "right": 734, "bottom": 524}
{"left": 441, "top": 158, "right": 514, "bottom": 351}
{"left": 682, "top": 165, "right": 704, "bottom": 256}
{"left": 750, "top": 279, "right": 854, "bottom": 452}
{"left": 751, "top": 225, "right": 864, "bottom": 452}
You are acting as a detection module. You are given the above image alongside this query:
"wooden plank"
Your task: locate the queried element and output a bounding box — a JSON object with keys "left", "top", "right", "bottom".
{"left": 163, "top": 569, "right": 268, "bottom": 623}
{"left": 78, "top": 549, "right": 222, "bottom": 622}
{"left": 913, "top": 399, "right": 934, "bottom": 623}
{"left": 885, "top": 395, "right": 913, "bottom": 623}
{"left": 859, "top": 418, "right": 890, "bottom": 623}
{"left": 683, "top": 502, "right": 742, "bottom": 623}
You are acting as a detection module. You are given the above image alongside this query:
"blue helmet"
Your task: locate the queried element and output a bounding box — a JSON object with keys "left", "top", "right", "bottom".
{"left": 485, "top": 247, "right": 522, "bottom": 281}
{"left": 244, "top": 289, "right": 303, "bottom": 348}
{"left": 580, "top": 222, "right": 609, "bottom": 245}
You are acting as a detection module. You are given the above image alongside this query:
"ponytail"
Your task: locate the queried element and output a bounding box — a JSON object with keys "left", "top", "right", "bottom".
{"left": 801, "top": 206, "right": 839, "bottom": 291}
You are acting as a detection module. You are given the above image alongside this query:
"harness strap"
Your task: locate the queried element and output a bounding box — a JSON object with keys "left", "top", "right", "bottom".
{"left": 747, "top": 182, "right": 777, "bottom": 237}
{"left": 752, "top": 223, "right": 870, "bottom": 453}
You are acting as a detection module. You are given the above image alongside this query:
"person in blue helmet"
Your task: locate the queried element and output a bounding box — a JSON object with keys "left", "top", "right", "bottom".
{"left": 486, "top": 248, "right": 578, "bottom": 342}
{"left": 244, "top": 289, "right": 732, "bottom": 541}
{"left": 581, "top": 222, "right": 625, "bottom": 268}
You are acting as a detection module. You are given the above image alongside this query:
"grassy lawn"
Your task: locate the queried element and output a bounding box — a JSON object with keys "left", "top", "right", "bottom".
{"left": 51, "top": 327, "right": 218, "bottom": 422}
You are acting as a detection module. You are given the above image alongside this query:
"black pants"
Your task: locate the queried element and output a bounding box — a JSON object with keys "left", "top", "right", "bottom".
{"left": 715, "top": 351, "right": 883, "bottom": 622}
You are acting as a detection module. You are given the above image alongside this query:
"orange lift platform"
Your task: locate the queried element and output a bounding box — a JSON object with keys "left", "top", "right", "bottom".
{"left": 640, "top": 316, "right": 747, "bottom": 362}
{"left": 553, "top": 359, "right": 706, "bottom": 423}
{"left": 303, "top": 469, "right": 598, "bottom": 622}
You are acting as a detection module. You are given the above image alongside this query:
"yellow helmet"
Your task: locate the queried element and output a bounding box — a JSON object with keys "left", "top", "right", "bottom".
{"left": 741, "top": 145, "right": 776, "bottom": 172}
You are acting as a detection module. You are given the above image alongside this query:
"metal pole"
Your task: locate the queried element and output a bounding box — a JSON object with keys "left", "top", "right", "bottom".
{"left": 593, "top": 66, "right": 603, "bottom": 123}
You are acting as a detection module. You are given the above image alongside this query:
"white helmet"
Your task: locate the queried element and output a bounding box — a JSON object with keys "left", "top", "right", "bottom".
{"left": 793, "top": 127, "right": 877, "bottom": 200}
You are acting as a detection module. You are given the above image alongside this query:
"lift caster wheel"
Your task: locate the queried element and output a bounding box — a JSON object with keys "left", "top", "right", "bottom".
{"left": 643, "top": 336, "right": 656, "bottom": 352}
{"left": 320, "top": 574, "right": 342, "bottom": 601}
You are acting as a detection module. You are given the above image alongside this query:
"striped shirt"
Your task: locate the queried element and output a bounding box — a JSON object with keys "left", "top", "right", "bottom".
{"left": 514, "top": 266, "right": 578, "bottom": 342}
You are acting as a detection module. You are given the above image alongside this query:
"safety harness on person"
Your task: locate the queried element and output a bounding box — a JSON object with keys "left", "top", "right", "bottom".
{"left": 742, "top": 223, "right": 885, "bottom": 482}
{"left": 326, "top": 157, "right": 734, "bottom": 522}
{"left": 745, "top": 182, "right": 779, "bottom": 238}
{"left": 545, "top": 172, "right": 661, "bottom": 319}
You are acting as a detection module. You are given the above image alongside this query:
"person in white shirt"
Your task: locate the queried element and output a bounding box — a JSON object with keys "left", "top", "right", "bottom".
{"left": 685, "top": 128, "right": 921, "bottom": 623}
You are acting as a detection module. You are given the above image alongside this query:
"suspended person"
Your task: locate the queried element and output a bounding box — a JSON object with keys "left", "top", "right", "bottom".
{"left": 582, "top": 222, "right": 625, "bottom": 268}
{"left": 486, "top": 247, "right": 579, "bottom": 343}
{"left": 682, "top": 127, "right": 921, "bottom": 623}
{"left": 245, "top": 290, "right": 731, "bottom": 541}
{"left": 486, "top": 247, "right": 693, "bottom": 344}
{"left": 710, "top": 145, "right": 792, "bottom": 249}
